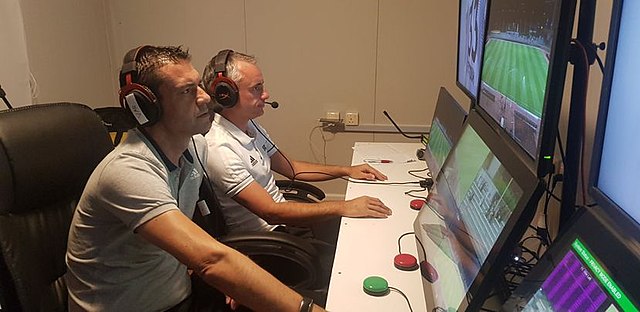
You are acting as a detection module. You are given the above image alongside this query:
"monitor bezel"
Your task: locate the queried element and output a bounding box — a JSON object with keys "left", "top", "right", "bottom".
{"left": 503, "top": 207, "right": 640, "bottom": 311}
{"left": 423, "top": 87, "right": 468, "bottom": 177}
{"left": 455, "top": 0, "right": 490, "bottom": 105}
{"left": 414, "top": 109, "right": 543, "bottom": 311}
{"left": 587, "top": 0, "right": 639, "bottom": 228}
{"left": 475, "top": 0, "right": 577, "bottom": 178}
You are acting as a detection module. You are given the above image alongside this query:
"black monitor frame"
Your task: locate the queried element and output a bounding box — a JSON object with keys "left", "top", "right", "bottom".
{"left": 503, "top": 207, "right": 640, "bottom": 311}
{"left": 414, "top": 109, "right": 543, "bottom": 311}
{"left": 422, "top": 86, "right": 468, "bottom": 178}
{"left": 456, "top": 0, "right": 490, "bottom": 104}
{"left": 588, "top": 0, "right": 639, "bottom": 228}
{"left": 475, "top": 0, "right": 577, "bottom": 178}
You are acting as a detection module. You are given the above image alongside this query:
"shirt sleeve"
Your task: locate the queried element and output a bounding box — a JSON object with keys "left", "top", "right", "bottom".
{"left": 96, "top": 152, "right": 178, "bottom": 231}
{"left": 206, "top": 141, "right": 254, "bottom": 197}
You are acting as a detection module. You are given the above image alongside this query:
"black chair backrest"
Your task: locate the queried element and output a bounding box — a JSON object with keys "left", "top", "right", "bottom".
{"left": 0, "top": 103, "right": 113, "bottom": 311}
{"left": 94, "top": 106, "right": 136, "bottom": 146}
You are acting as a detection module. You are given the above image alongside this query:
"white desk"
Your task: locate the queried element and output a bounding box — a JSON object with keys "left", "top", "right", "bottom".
{"left": 326, "top": 142, "right": 429, "bottom": 312}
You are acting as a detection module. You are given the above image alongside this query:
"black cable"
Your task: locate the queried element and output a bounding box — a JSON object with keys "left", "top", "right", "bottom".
{"left": 556, "top": 128, "right": 566, "bottom": 168}
{"left": 383, "top": 110, "right": 422, "bottom": 139}
{"left": 388, "top": 287, "right": 414, "bottom": 312}
{"left": 404, "top": 188, "right": 428, "bottom": 200}
{"left": 291, "top": 170, "right": 421, "bottom": 186}
{"left": 408, "top": 167, "right": 430, "bottom": 179}
{"left": 0, "top": 84, "right": 14, "bottom": 109}
{"left": 585, "top": 41, "right": 606, "bottom": 74}
{"left": 397, "top": 232, "right": 415, "bottom": 254}
{"left": 192, "top": 137, "right": 215, "bottom": 195}
{"left": 250, "top": 119, "right": 297, "bottom": 183}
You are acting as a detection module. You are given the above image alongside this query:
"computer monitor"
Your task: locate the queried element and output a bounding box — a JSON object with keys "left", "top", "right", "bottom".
{"left": 476, "top": 0, "right": 576, "bottom": 177}
{"left": 422, "top": 87, "right": 468, "bottom": 177}
{"left": 456, "top": 0, "right": 489, "bottom": 102}
{"left": 502, "top": 207, "right": 640, "bottom": 312}
{"left": 413, "top": 110, "right": 543, "bottom": 311}
{"left": 589, "top": 0, "right": 640, "bottom": 226}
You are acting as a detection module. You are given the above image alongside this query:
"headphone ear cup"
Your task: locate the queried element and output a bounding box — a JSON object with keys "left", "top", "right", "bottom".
{"left": 119, "top": 83, "right": 160, "bottom": 127}
{"left": 211, "top": 76, "right": 239, "bottom": 109}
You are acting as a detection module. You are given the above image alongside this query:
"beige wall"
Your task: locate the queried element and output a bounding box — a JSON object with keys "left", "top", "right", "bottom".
{"left": 19, "top": 0, "right": 615, "bottom": 199}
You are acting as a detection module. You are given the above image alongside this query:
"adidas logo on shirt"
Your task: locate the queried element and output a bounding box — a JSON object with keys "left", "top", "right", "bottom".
{"left": 249, "top": 155, "right": 258, "bottom": 166}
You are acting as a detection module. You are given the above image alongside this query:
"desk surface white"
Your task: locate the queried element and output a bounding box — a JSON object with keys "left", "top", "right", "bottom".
{"left": 326, "top": 142, "right": 429, "bottom": 312}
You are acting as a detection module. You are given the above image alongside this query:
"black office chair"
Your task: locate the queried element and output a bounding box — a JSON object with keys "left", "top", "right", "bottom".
{"left": 0, "top": 103, "right": 114, "bottom": 311}
{"left": 194, "top": 181, "right": 323, "bottom": 291}
{"left": 93, "top": 106, "right": 136, "bottom": 146}
{"left": 276, "top": 180, "right": 325, "bottom": 203}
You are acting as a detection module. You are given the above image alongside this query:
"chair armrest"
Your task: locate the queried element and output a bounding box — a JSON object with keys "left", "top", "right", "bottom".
{"left": 276, "top": 180, "right": 326, "bottom": 203}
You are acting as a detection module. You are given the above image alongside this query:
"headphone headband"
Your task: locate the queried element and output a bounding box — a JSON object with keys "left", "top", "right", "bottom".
{"left": 119, "top": 45, "right": 149, "bottom": 88}
{"left": 213, "top": 49, "right": 233, "bottom": 76}
{"left": 118, "top": 45, "right": 160, "bottom": 127}
{"left": 208, "top": 49, "right": 239, "bottom": 110}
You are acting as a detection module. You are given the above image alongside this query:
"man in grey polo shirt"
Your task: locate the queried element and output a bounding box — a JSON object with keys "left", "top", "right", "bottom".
{"left": 66, "top": 45, "right": 323, "bottom": 312}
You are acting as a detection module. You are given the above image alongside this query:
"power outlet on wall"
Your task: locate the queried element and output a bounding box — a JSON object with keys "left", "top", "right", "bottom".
{"left": 345, "top": 112, "right": 359, "bottom": 126}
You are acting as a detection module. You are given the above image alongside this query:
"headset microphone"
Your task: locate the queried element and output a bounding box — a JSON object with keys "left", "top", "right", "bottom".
{"left": 266, "top": 101, "right": 279, "bottom": 109}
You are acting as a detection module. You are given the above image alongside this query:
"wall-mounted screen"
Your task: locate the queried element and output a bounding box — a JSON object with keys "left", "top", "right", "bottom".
{"left": 477, "top": 0, "right": 576, "bottom": 177}
{"left": 456, "top": 0, "right": 489, "bottom": 102}
{"left": 589, "top": 0, "right": 640, "bottom": 227}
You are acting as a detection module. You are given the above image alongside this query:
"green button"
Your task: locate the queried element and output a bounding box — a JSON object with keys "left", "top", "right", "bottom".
{"left": 363, "top": 276, "right": 389, "bottom": 296}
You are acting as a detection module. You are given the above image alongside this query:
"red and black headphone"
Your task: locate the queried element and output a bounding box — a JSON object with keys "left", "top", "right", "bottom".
{"left": 208, "top": 49, "right": 240, "bottom": 110}
{"left": 118, "top": 45, "right": 160, "bottom": 127}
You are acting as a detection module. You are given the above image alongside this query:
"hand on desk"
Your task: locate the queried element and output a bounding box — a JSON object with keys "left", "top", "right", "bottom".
{"left": 347, "top": 164, "right": 388, "bottom": 181}
{"left": 343, "top": 196, "right": 392, "bottom": 218}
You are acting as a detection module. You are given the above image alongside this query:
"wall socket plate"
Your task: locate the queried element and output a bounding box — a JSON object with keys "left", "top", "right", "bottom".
{"left": 325, "top": 111, "right": 341, "bottom": 121}
{"left": 345, "top": 112, "right": 359, "bottom": 126}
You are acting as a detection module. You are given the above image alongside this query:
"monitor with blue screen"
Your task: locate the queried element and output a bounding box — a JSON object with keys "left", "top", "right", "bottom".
{"left": 589, "top": 0, "right": 640, "bottom": 226}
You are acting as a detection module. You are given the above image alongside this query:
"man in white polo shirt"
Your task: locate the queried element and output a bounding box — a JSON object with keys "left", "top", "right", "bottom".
{"left": 202, "top": 49, "right": 392, "bottom": 235}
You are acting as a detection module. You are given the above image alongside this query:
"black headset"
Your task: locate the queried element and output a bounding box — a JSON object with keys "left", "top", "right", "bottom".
{"left": 207, "top": 49, "right": 240, "bottom": 110}
{"left": 119, "top": 45, "right": 161, "bottom": 127}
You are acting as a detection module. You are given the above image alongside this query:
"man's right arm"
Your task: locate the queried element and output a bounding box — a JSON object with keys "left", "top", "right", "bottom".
{"left": 136, "top": 209, "right": 324, "bottom": 312}
{"left": 233, "top": 182, "right": 392, "bottom": 226}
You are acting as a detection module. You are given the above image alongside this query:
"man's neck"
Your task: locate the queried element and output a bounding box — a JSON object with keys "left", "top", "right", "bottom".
{"left": 143, "top": 126, "right": 190, "bottom": 166}
{"left": 221, "top": 111, "right": 250, "bottom": 133}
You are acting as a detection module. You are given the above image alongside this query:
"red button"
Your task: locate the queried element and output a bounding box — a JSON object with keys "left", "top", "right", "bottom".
{"left": 394, "top": 253, "right": 418, "bottom": 271}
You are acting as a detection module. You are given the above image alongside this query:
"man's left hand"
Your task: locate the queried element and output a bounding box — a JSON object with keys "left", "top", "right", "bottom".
{"left": 348, "top": 164, "right": 388, "bottom": 181}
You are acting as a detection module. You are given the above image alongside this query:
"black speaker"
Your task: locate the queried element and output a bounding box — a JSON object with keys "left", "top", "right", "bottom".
{"left": 118, "top": 45, "right": 161, "bottom": 127}
{"left": 207, "top": 49, "right": 239, "bottom": 109}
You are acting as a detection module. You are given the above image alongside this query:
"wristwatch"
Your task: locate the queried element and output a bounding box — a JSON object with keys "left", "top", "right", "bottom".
{"left": 299, "top": 296, "right": 314, "bottom": 312}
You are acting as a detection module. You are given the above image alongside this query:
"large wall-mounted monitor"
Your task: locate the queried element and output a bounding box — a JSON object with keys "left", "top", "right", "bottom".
{"left": 503, "top": 208, "right": 640, "bottom": 311}
{"left": 589, "top": 0, "right": 640, "bottom": 227}
{"left": 413, "top": 110, "right": 543, "bottom": 311}
{"left": 422, "top": 87, "right": 468, "bottom": 177}
{"left": 456, "top": 0, "right": 489, "bottom": 103}
{"left": 477, "top": 0, "right": 576, "bottom": 177}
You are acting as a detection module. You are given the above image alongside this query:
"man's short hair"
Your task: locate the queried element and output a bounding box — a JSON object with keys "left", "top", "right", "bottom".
{"left": 135, "top": 46, "right": 191, "bottom": 98}
{"left": 202, "top": 50, "right": 257, "bottom": 92}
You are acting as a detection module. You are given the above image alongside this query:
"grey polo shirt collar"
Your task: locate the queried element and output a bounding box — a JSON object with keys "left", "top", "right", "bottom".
{"left": 133, "top": 128, "right": 194, "bottom": 171}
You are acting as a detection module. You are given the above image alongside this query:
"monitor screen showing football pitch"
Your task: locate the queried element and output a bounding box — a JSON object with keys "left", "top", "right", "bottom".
{"left": 477, "top": 0, "right": 576, "bottom": 176}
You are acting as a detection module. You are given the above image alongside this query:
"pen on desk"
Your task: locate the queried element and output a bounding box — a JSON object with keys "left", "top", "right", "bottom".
{"left": 364, "top": 159, "right": 393, "bottom": 163}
